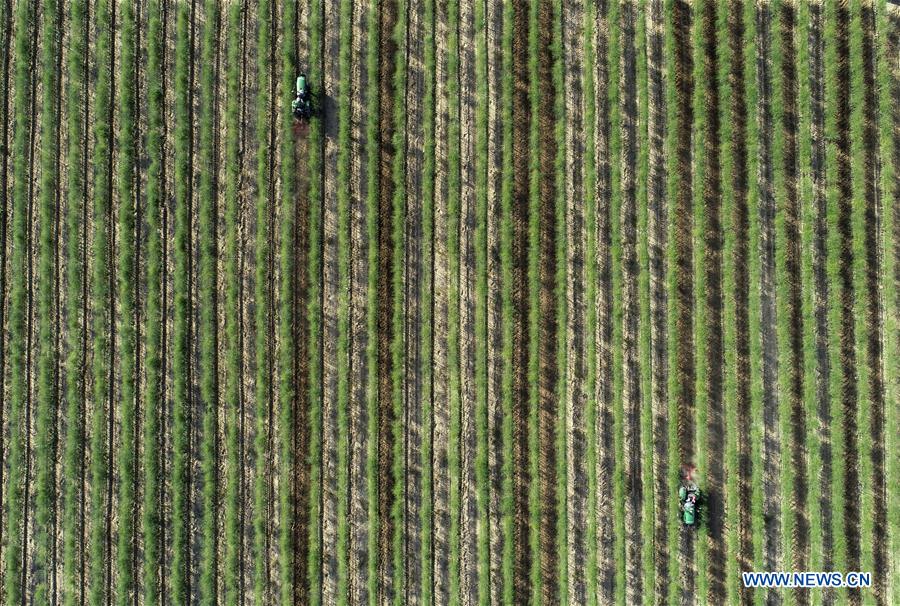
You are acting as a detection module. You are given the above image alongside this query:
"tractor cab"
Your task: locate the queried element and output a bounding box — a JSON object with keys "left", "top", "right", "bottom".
{"left": 292, "top": 73, "right": 312, "bottom": 121}
{"left": 679, "top": 483, "right": 701, "bottom": 526}
{"left": 679, "top": 465, "right": 701, "bottom": 527}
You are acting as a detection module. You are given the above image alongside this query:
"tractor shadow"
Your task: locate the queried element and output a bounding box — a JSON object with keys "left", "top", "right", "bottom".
{"left": 320, "top": 92, "right": 338, "bottom": 140}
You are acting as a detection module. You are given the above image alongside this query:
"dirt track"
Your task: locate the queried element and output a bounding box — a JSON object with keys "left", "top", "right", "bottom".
{"left": 755, "top": 4, "right": 783, "bottom": 604}
{"left": 562, "top": 0, "right": 589, "bottom": 600}
{"left": 646, "top": 0, "right": 669, "bottom": 602}
{"left": 347, "top": 0, "right": 371, "bottom": 603}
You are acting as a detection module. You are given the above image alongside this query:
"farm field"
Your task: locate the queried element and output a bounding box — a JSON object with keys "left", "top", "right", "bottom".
{"left": 0, "top": 0, "right": 897, "bottom": 604}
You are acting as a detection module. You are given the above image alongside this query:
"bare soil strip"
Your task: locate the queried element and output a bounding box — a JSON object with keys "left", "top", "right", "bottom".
{"left": 432, "top": 0, "right": 451, "bottom": 601}
{"left": 348, "top": 0, "right": 372, "bottom": 601}
{"left": 807, "top": 3, "right": 834, "bottom": 604}
{"left": 618, "top": 2, "right": 642, "bottom": 604}
{"left": 778, "top": 4, "right": 809, "bottom": 605}
{"left": 485, "top": 0, "right": 505, "bottom": 602}
{"left": 458, "top": 1, "right": 479, "bottom": 602}
{"left": 405, "top": 0, "right": 426, "bottom": 600}
{"left": 510, "top": 2, "right": 531, "bottom": 600}
{"left": 646, "top": 1, "right": 670, "bottom": 601}
{"left": 859, "top": 3, "right": 887, "bottom": 603}
{"left": 593, "top": 2, "right": 616, "bottom": 602}
{"left": 755, "top": 3, "right": 783, "bottom": 600}
{"left": 834, "top": 4, "right": 861, "bottom": 602}
{"left": 537, "top": 0, "right": 560, "bottom": 601}
{"left": 562, "top": 0, "right": 588, "bottom": 602}
{"left": 671, "top": 1, "right": 696, "bottom": 603}
{"left": 320, "top": 0, "right": 343, "bottom": 596}
{"left": 728, "top": 2, "right": 753, "bottom": 603}
{"left": 377, "top": 0, "right": 398, "bottom": 598}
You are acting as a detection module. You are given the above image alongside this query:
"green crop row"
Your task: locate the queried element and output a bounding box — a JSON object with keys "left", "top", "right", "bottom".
{"left": 364, "top": 0, "right": 380, "bottom": 603}
{"left": 172, "top": 2, "right": 194, "bottom": 603}
{"left": 252, "top": 0, "right": 274, "bottom": 602}
{"left": 223, "top": 4, "right": 245, "bottom": 605}
{"left": 3, "top": 0, "right": 34, "bottom": 602}
{"left": 141, "top": 0, "right": 166, "bottom": 602}
{"left": 89, "top": 0, "right": 116, "bottom": 603}
{"left": 35, "top": 0, "right": 62, "bottom": 601}
{"left": 115, "top": 0, "right": 139, "bottom": 601}
{"left": 278, "top": 0, "right": 298, "bottom": 603}
{"left": 199, "top": 1, "right": 221, "bottom": 603}
{"left": 62, "top": 0, "right": 90, "bottom": 602}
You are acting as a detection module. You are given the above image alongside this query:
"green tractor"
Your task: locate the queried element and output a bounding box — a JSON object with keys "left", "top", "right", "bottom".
{"left": 679, "top": 465, "right": 701, "bottom": 527}
{"left": 292, "top": 73, "right": 312, "bottom": 121}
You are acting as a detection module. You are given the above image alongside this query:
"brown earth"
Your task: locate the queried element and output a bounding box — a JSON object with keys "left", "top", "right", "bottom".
{"left": 594, "top": 2, "right": 616, "bottom": 603}
{"left": 618, "top": 2, "right": 642, "bottom": 604}
{"left": 562, "top": 0, "right": 589, "bottom": 603}
{"left": 431, "top": 0, "right": 451, "bottom": 602}
{"left": 834, "top": 4, "right": 861, "bottom": 605}
{"left": 377, "top": 0, "right": 398, "bottom": 599}
{"left": 347, "top": 0, "right": 372, "bottom": 602}
{"left": 510, "top": 3, "right": 531, "bottom": 601}
{"left": 536, "top": 0, "right": 559, "bottom": 602}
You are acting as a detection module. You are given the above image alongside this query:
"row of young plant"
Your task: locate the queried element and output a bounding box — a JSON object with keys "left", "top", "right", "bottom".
{"left": 35, "top": 0, "right": 63, "bottom": 601}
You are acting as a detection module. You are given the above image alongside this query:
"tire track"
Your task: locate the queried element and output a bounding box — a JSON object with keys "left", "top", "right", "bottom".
{"left": 292, "top": 2, "right": 311, "bottom": 601}
{"left": 728, "top": 2, "right": 753, "bottom": 603}
{"left": 671, "top": 1, "right": 696, "bottom": 603}
{"left": 778, "top": 4, "right": 809, "bottom": 604}
{"left": 432, "top": 0, "right": 451, "bottom": 601}
{"left": 859, "top": 2, "right": 886, "bottom": 603}
{"left": 755, "top": 2, "right": 783, "bottom": 600}
{"left": 562, "top": 0, "right": 587, "bottom": 602}
{"left": 319, "top": 0, "right": 342, "bottom": 596}
{"left": 807, "top": 3, "right": 834, "bottom": 603}
{"left": 458, "top": 0, "right": 480, "bottom": 602}
{"left": 698, "top": 1, "right": 725, "bottom": 602}
{"left": 646, "top": 1, "right": 670, "bottom": 601}
{"left": 404, "top": 0, "right": 425, "bottom": 599}
{"left": 348, "top": 0, "right": 371, "bottom": 601}
{"left": 592, "top": 1, "right": 615, "bottom": 603}
{"left": 618, "top": 2, "right": 642, "bottom": 604}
